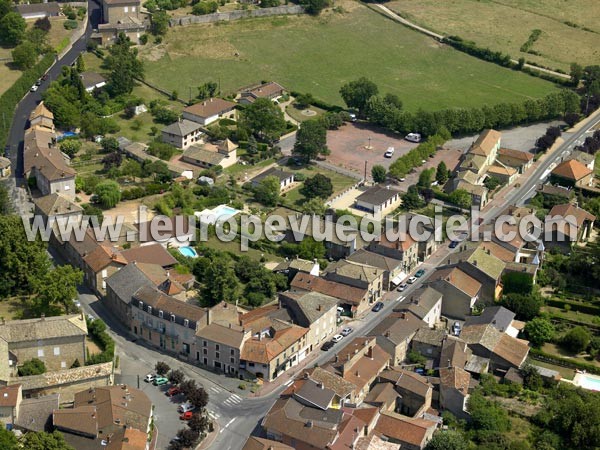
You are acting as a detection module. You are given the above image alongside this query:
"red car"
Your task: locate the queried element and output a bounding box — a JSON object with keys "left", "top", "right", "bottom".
{"left": 167, "top": 386, "right": 181, "bottom": 397}
{"left": 180, "top": 411, "right": 193, "bottom": 420}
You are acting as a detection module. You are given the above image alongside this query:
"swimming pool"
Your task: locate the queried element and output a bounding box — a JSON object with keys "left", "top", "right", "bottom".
{"left": 574, "top": 373, "right": 600, "bottom": 391}
{"left": 178, "top": 246, "right": 198, "bottom": 258}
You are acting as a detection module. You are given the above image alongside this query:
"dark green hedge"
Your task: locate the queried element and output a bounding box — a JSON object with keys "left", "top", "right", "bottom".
{"left": 0, "top": 52, "right": 56, "bottom": 150}
{"left": 546, "top": 297, "right": 600, "bottom": 316}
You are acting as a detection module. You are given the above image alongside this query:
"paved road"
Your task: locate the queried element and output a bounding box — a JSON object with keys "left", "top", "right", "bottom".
{"left": 4, "top": 0, "right": 101, "bottom": 216}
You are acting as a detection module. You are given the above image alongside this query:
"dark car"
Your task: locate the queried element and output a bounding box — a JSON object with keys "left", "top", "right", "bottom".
{"left": 415, "top": 269, "right": 426, "bottom": 278}
{"left": 321, "top": 341, "right": 335, "bottom": 351}
{"left": 449, "top": 240, "right": 459, "bottom": 248}
{"left": 372, "top": 302, "right": 384, "bottom": 312}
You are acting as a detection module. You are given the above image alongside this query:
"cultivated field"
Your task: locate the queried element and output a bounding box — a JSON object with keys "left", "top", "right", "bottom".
{"left": 139, "top": 2, "right": 558, "bottom": 110}
{"left": 387, "top": 0, "right": 600, "bottom": 72}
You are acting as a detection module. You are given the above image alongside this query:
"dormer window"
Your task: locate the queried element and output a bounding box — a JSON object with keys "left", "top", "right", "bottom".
{"left": 159, "top": 310, "right": 163, "bottom": 319}
{"left": 148, "top": 306, "right": 152, "bottom": 314}
{"left": 170, "top": 314, "right": 175, "bottom": 322}
{"left": 184, "top": 319, "right": 189, "bottom": 327}
{"left": 138, "top": 301, "right": 143, "bottom": 308}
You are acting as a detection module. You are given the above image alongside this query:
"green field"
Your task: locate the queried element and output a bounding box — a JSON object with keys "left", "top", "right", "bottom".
{"left": 387, "top": 0, "right": 600, "bottom": 72}
{"left": 140, "top": 3, "right": 559, "bottom": 110}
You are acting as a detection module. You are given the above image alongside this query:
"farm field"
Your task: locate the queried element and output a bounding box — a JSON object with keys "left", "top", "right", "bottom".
{"left": 387, "top": 0, "right": 600, "bottom": 72}
{"left": 139, "top": 2, "right": 559, "bottom": 110}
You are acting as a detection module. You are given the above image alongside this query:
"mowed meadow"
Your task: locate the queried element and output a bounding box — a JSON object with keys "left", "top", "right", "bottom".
{"left": 139, "top": 2, "right": 560, "bottom": 110}
{"left": 387, "top": 0, "right": 600, "bottom": 72}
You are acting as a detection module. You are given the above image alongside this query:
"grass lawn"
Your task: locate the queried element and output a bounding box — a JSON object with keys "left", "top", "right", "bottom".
{"left": 542, "top": 305, "right": 600, "bottom": 326}
{"left": 0, "top": 298, "right": 22, "bottom": 320}
{"left": 0, "top": 46, "right": 22, "bottom": 96}
{"left": 140, "top": 2, "right": 558, "bottom": 110}
{"left": 44, "top": 17, "right": 84, "bottom": 52}
{"left": 387, "top": 0, "right": 600, "bottom": 72}
{"left": 281, "top": 164, "right": 357, "bottom": 208}
{"left": 527, "top": 358, "right": 575, "bottom": 380}
{"left": 285, "top": 104, "right": 326, "bottom": 123}
{"left": 542, "top": 342, "right": 600, "bottom": 367}
{"left": 198, "top": 237, "right": 283, "bottom": 263}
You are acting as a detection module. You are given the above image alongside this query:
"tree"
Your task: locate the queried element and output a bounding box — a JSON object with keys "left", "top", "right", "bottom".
{"left": 240, "top": 97, "right": 286, "bottom": 141}
{"left": 0, "top": 184, "right": 11, "bottom": 215}
{"left": 301, "top": 0, "right": 329, "bottom": 15}
{"left": 0, "top": 427, "right": 17, "bottom": 450}
{"left": 295, "top": 92, "right": 314, "bottom": 108}
{"left": 468, "top": 393, "right": 510, "bottom": 435}
{"left": 371, "top": 164, "right": 387, "bottom": 183}
{"left": 402, "top": 185, "right": 424, "bottom": 210}
{"left": 179, "top": 379, "right": 197, "bottom": 397}
{"left": 94, "top": 180, "right": 121, "bottom": 208}
{"left": 101, "top": 136, "right": 120, "bottom": 153}
{"left": 297, "top": 236, "right": 325, "bottom": 260}
{"left": 501, "top": 293, "right": 543, "bottom": 321}
{"left": 521, "top": 365, "right": 543, "bottom": 391}
{"left": 175, "top": 428, "right": 200, "bottom": 448}
{"left": 188, "top": 413, "right": 211, "bottom": 434}
{"left": 155, "top": 361, "right": 170, "bottom": 376}
{"left": 34, "top": 16, "right": 51, "bottom": 33}
{"left": 570, "top": 62, "right": 584, "bottom": 86}
{"left": 18, "top": 358, "right": 46, "bottom": 376}
{"left": 105, "top": 32, "right": 144, "bottom": 96}
{"left": 254, "top": 175, "right": 280, "bottom": 206}
{"left": 168, "top": 369, "right": 185, "bottom": 385}
{"left": 11, "top": 41, "right": 38, "bottom": 70}
{"left": 59, "top": 139, "right": 82, "bottom": 159}
{"left": 197, "top": 81, "right": 218, "bottom": 100}
{"left": 202, "top": 255, "right": 240, "bottom": 305}
{"left": 192, "top": 1, "right": 218, "bottom": 15}
{"left": 436, "top": 161, "right": 449, "bottom": 184}
{"left": 187, "top": 387, "right": 209, "bottom": 409}
{"left": 20, "top": 431, "right": 74, "bottom": 450}
{"left": 301, "top": 197, "right": 326, "bottom": 215}
{"left": 0, "top": 12, "right": 26, "bottom": 46}
{"left": 418, "top": 168, "right": 434, "bottom": 188}
{"left": 339, "top": 77, "right": 378, "bottom": 115}
{"left": 294, "top": 119, "right": 328, "bottom": 162}
{"left": 120, "top": 159, "right": 142, "bottom": 178}
{"left": 151, "top": 10, "right": 169, "bottom": 36}
{"left": 448, "top": 189, "right": 471, "bottom": 209}
{"left": 301, "top": 174, "right": 333, "bottom": 199}
{"left": 425, "top": 431, "right": 469, "bottom": 450}
{"left": 524, "top": 317, "right": 555, "bottom": 347}
{"left": 502, "top": 271, "right": 534, "bottom": 294}
{"left": 33, "top": 265, "right": 83, "bottom": 315}
{"left": 561, "top": 326, "right": 591, "bottom": 353}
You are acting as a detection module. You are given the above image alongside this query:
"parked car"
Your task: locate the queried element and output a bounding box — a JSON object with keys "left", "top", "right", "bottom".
{"left": 384, "top": 147, "right": 395, "bottom": 158}
{"left": 452, "top": 321, "right": 461, "bottom": 336}
{"left": 449, "top": 240, "right": 459, "bottom": 248}
{"left": 30, "top": 85, "right": 38, "bottom": 92}
{"left": 332, "top": 334, "right": 344, "bottom": 343}
{"left": 180, "top": 411, "right": 193, "bottom": 420}
{"left": 414, "top": 368, "right": 425, "bottom": 375}
{"left": 41, "top": 74, "right": 48, "bottom": 81}
{"left": 405, "top": 133, "right": 422, "bottom": 143}
{"left": 35, "top": 79, "right": 42, "bottom": 86}
{"left": 415, "top": 269, "right": 426, "bottom": 278}
{"left": 399, "top": 178, "right": 406, "bottom": 182}
{"left": 153, "top": 377, "right": 169, "bottom": 386}
{"left": 397, "top": 283, "right": 408, "bottom": 292}
{"left": 372, "top": 302, "right": 384, "bottom": 312}
{"left": 144, "top": 374, "right": 155, "bottom": 383}
{"left": 337, "top": 306, "right": 345, "bottom": 315}
{"left": 407, "top": 276, "right": 418, "bottom": 284}
{"left": 167, "top": 386, "right": 181, "bottom": 397}
{"left": 321, "top": 341, "right": 335, "bottom": 351}
{"left": 178, "top": 403, "right": 196, "bottom": 413}
{"left": 341, "top": 327, "right": 353, "bottom": 336}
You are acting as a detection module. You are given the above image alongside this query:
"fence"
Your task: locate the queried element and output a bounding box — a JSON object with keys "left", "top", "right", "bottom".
{"left": 315, "top": 160, "right": 363, "bottom": 181}
{"left": 169, "top": 5, "right": 305, "bottom": 27}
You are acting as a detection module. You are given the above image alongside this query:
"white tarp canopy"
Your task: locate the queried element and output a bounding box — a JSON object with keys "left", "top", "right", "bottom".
{"left": 390, "top": 272, "right": 408, "bottom": 286}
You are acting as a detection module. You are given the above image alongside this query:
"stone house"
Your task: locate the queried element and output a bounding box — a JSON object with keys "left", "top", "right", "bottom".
{"left": 550, "top": 159, "right": 594, "bottom": 188}
{"left": 33, "top": 193, "right": 83, "bottom": 230}
{"left": 161, "top": 119, "right": 203, "bottom": 149}
{"left": 546, "top": 203, "right": 596, "bottom": 249}
{"left": 96, "top": 0, "right": 145, "bottom": 45}
{"left": 439, "top": 367, "right": 471, "bottom": 419}
{"left": 496, "top": 147, "right": 533, "bottom": 173}
{"left": 346, "top": 249, "right": 404, "bottom": 290}
{"left": 250, "top": 167, "right": 295, "bottom": 191}
{"left": 238, "top": 82, "right": 285, "bottom": 104}
{"left": 354, "top": 184, "right": 402, "bottom": 216}
{"left": 182, "top": 139, "right": 238, "bottom": 170}
{"left": 377, "top": 368, "right": 433, "bottom": 417}
{"left": 324, "top": 260, "right": 385, "bottom": 302}
{"left": 375, "top": 411, "right": 437, "bottom": 450}
{"left": 369, "top": 312, "right": 422, "bottom": 365}
{"left": 425, "top": 267, "right": 482, "bottom": 319}
{"left": 411, "top": 327, "right": 446, "bottom": 361}
{"left": 368, "top": 232, "right": 419, "bottom": 274}
{"left": 397, "top": 286, "right": 442, "bottom": 328}
{"left": 0, "top": 314, "right": 87, "bottom": 373}
{"left": 0, "top": 385, "right": 22, "bottom": 427}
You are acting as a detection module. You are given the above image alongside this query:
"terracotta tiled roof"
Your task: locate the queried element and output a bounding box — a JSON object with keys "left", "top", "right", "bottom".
{"left": 0, "top": 314, "right": 87, "bottom": 342}
{"left": 375, "top": 411, "right": 436, "bottom": 447}
{"left": 548, "top": 203, "right": 596, "bottom": 227}
{"left": 120, "top": 243, "right": 178, "bottom": 267}
{"left": 439, "top": 367, "right": 471, "bottom": 394}
{"left": 375, "top": 232, "right": 416, "bottom": 252}
{"left": 302, "top": 367, "right": 356, "bottom": 399}
{"left": 106, "top": 427, "right": 148, "bottom": 450}
{"left": 241, "top": 325, "right": 308, "bottom": 364}
{"left": 30, "top": 101, "right": 53, "bottom": 121}
{"left": 184, "top": 98, "right": 236, "bottom": 119}
{"left": 551, "top": 159, "right": 592, "bottom": 181}
{"left": 470, "top": 129, "right": 501, "bottom": 156}
{"left": 487, "top": 165, "right": 517, "bottom": 177}
{"left": 133, "top": 285, "right": 206, "bottom": 322}
{"left": 291, "top": 273, "right": 366, "bottom": 305}
{"left": 196, "top": 322, "right": 246, "bottom": 349}
{"left": 498, "top": 147, "right": 533, "bottom": 162}
{"left": 84, "top": 244, "right": 127, "bottom": 273}
{"left": 0, "top": 385, "right": 20, "bottom": 407}
{"left": 378, "top": 368, "right": 432, "bottom": 398}
{"left": 243, "top": 436, "right": 294, "bottom": 450}
{"left": 241, "top": 82, "right": 285, "bottom": 100}
{"left": 477, "top": 241, "right": 515, "bottom": 263}
{"left": 427, "top": 267, "right": 482, "bottom": 297}
{"left": 368, "top": 312, "right": 422, "bottom": 345}
{"left": 492, "top": 334, "right": 529, "bottom": 368}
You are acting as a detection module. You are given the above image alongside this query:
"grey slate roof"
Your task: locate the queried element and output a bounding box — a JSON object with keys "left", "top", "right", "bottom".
{"left": 463, "top": 306, "right": 515, "bottom": 332}
{"left": 251, "top": 167, "right": 294, "bottom": 184}
{"left": 0, "top": 314, "right": 87, "bottom": 343}
{"left": 398, "top": 286, "right": 442, "bottom": 320}
{"left": 105, "top": 262, "right": 153, "bottom": 305}
{"left": 280, "top": 290, "right": 338, "bottom": 326}
{"left": 355, "top": 184, "right": 400, "bottom": 206}
{"left": 346, "top": 248, "right": 403, "bottom": 272}
{"left": 162, "top": 119, "right": 202, "bottom": 137}
{"left": 293, "top": 378, "right": 335, "bottom": 410}
{"left": 412, "top": 327, "right": 446, "bottom": 347}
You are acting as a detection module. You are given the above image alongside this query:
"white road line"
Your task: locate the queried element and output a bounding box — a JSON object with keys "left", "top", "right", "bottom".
{"left": 209, "top": 387, "right": 220, "bottom": 393}
{"left": 231, "top": 394, "right": 242, "bottom": 401}
{"left": 283, "top": 380, "right": 294, "bottom": 387}
{"left": 219, "top": 418, "right": 236, "bottom": 433}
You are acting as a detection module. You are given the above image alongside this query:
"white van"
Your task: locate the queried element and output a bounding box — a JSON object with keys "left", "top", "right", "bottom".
{"left": 405, "top": 133, "right": 422, "bottom": 143}
{"left": 384, "top": 147, "right": 395, "bottom": 158}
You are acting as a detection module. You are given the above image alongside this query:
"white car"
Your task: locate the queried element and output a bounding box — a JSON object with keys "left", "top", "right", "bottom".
{"left": 384, "top": 147, "right": 395, "bottom": 158}
{"left": 341, "top": 327, "right": 353, "bottom": 336}
{"left": 144, "top": 374, "right": 155, "bottom": 383}
{"left": 332, "top": 334, "right": 343, "bottom": 343}
{"left": 30, "top": 85, "right": 38, "bottom": 92}
{"left": 178, "top": 403, "right": 196, "bottom": 413}
{"left": 397, "top": 283, "right": 408, "bottom": 292}
{"left": 407, "top": 276, "right": 418, "bottom": 284}
{"left": 405, "top": 133, "right": 422, "bottom": 143}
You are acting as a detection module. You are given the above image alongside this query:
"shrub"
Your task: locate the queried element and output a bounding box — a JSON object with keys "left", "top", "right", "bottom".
{"left": 63, "top": 19, "right": 78, "bottom": 30}
{"left": 192, "top": 1, "right": 218, "bottom": 15}
{"left": 18, "top": 358, "right": 46, "bottom": 376}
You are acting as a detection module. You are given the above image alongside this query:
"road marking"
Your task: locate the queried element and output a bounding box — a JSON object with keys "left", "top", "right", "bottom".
{"left": 209, "top": 387, "right": 220, "bottom": 393}
{"left": 283, "top": 380, "right": 294, "bottom": 387}
{"left": 397, "top": 296, "right": 405, "bottom": 302}
{"left": 219, "top": 418, "right": 236, "bottom": 433}
{"left": 231, "top": 394, "right": 242, "bottom": 401}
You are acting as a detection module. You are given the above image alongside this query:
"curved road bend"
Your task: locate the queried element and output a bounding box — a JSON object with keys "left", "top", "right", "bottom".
{"left": 6, "top": 0, "right": 101, "bottom": 187}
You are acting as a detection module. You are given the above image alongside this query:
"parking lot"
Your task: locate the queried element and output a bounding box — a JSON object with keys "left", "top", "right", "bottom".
{"left": 326, "top": 122, "right": 419, "bottom": 174}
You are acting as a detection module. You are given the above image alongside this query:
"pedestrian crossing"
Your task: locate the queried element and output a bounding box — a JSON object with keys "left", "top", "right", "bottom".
{"left": 207, "top": 410, "right": 220, "bottom": 420}
{"left": 209, "top": 386, "right": 220, "bottom": 394}
{"left": 223, "top": 393, "right": 243, "bottom": 407}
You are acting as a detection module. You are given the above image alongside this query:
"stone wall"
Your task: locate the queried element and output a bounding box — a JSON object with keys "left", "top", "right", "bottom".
{"left": 9, "top": 362, "right": 113, "bottom": 394}
{"left": 169, "top": 5, "right": 305, "bottom": 27}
